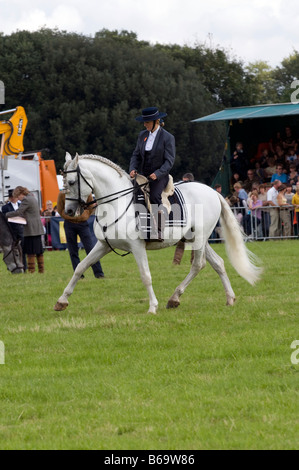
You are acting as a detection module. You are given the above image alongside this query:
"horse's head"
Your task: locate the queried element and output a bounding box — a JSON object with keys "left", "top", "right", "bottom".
{"left": 63, "top": 152, "right": 94, "bottom": 217}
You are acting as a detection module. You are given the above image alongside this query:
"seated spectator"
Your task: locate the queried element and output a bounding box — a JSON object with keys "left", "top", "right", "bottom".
{"left": 271, "top": 164, "right": 288, "bottom": 184}
{"left": 264, "top": 157, "right": 277, "bottom": 182}
{"left": 285, "top": 147, "right": 298, "bottom": 168}
{"left": 258, "top": 148, "right": 270, "bottom": 168}
{"left": 283, "top": 126, "right": 296, "bottom": 152}
{"left": 243, "top": 169, "right": 260, "bottom": 193}
{"left": 269, "top": 131, "right": 284, "bottom": 154}
{"left": 288, "top": 163, "right": 298, "bottom": 189}
{"left": 274, "top": 145, "right": 285, "bottom": 164}
{"left": 255, "top": 162, "right": 266, "bottom": 182}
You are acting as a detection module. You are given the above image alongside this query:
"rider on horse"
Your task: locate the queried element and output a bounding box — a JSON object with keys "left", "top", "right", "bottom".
{"left": 129, "top": 107, "right": 176, "bottom": 241}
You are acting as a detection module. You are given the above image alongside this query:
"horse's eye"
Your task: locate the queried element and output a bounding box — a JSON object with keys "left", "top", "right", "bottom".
{"left": 68, "top": 180, "right": 75, "bottom": 186}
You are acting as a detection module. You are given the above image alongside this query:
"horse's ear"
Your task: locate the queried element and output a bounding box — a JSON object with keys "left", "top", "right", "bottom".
{"left": 74, "top": 153, "right": 79, "bottom": 165}
{"left": 65, "top": 152, "right": 72, "bottom": 163}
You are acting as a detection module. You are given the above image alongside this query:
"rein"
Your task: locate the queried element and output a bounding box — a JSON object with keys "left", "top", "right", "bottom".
{"left": 64, "top": 166, "right": 148, "bottom": 256}
{"left": 64, "top": 166, "right": 148, "bottom": 209}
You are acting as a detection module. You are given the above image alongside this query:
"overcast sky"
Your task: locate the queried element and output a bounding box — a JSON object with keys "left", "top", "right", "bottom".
{"left": 1, "top": 0, "right": 299, "bottom": 67}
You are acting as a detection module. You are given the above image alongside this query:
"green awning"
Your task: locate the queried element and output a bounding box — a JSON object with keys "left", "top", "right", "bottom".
{"left": 192, "top": 102, "right": 299, "bottom": 122}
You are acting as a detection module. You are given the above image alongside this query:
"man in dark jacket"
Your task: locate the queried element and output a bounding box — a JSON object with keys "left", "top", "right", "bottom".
{"left": 1, "top": 189, "right": 27, "bottom": 270}
{"left": 129, "top": 107, "right": 176, "bottom": 241}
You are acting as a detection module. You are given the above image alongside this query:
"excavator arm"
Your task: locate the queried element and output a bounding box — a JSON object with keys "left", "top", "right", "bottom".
{"left": 0, "top": 106, "right": 28, "bottom": 157}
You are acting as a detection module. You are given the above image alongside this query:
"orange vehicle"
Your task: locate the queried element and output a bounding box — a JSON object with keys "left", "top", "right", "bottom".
{"left": 0, "top": 107, "right": 59, "bottom": 210}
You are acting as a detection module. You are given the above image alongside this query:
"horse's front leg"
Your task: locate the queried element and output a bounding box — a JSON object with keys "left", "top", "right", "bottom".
{"left": 132, "top": 243, "right": 158, "bottom": 314}
{"left": 54, "top": 241, "right": 110, "bottom": 311}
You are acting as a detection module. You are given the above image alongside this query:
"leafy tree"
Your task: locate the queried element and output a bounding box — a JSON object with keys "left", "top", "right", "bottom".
{"left": 0, "top": 28, "right": 287, "bottom": 185}
{"left": 273, "top": 51, "right": 299, "bottom": 103}
{"left": 245, "top": 61, "right": 279, "bottom": 104}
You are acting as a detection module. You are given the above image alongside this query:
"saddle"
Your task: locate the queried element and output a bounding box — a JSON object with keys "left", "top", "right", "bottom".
{"left": 134, "top": 175, "right": 187, "bottom": 241}
{"left": 135, "top": 174, "right": 175, "bottom": 215}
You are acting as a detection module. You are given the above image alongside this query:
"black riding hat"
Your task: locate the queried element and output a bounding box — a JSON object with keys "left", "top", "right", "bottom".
{"left": 135, "top": 107, "right": 167, "bottom": 122}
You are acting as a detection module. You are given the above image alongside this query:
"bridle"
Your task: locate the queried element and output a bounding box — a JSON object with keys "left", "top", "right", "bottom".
{"left": 63, "top": 165, "right": 148, "bottom": 256}
{"left": 64, "top": 166, "right": 94, "bottom": 210}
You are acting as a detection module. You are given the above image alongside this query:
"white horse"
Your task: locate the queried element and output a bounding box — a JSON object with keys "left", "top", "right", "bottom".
{"left": 54, "top": 153, "right": 262, "bottom": 314}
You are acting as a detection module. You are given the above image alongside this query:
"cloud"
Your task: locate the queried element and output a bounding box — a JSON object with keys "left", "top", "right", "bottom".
{"left": 1, "top": 0, "right": 299, "bottom": 67}
{"left": 2, "top": 4, "right": 84, "bottom": 34}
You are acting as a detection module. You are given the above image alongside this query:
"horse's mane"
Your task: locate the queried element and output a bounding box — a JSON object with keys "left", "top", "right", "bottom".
{"left": 79, "top": 154, "right": 128, "bottom": 178}
{"left": 63, "top": 153, "right": 131, "bottom": 191}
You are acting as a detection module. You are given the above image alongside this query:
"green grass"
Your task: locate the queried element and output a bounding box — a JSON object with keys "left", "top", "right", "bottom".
{"left": 0, "top": 240, "right": 299, "bottom": 449}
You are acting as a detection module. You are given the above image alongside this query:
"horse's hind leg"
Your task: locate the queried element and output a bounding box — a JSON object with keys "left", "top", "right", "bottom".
{"left": 167, "top": 247, "right": 206, "bottom": 309}
{"left": 205, "top": 244, "right": 235, "bottom": 306}
{"left": 54, "top": 241, "right": 110, "bottom": 311}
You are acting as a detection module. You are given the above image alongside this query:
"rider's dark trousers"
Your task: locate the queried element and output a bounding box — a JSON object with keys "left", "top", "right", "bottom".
{"left": 148, "top": 175, "right": 169, "bottom": 206}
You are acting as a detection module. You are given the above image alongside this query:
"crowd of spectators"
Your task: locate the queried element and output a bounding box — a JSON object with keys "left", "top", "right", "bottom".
{"left": 226, "top": 125, "right": 299, "bottom": 238}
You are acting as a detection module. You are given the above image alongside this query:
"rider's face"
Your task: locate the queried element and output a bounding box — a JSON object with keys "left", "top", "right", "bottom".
{"left": 144, "top": 120, "right": 158, "bottom": 132}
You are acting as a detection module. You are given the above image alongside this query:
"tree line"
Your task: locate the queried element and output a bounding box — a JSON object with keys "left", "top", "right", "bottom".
{"left": 0, "top": 28, "right": 298, "bottom": 183}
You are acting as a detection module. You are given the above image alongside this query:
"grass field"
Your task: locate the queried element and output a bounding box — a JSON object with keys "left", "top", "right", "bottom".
{"left": 0, "top": 240, "right": 298, "bottom": 450}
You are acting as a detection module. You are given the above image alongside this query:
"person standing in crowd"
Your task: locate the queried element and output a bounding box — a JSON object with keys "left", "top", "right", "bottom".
{"left": 42, "top": 200, "right": 56, "bottom": 249}
{"left": 233, "top": 182, "right": 248, "bottom": 205}
{"left": 292, "top": 182, "right": 299, "bottom": 235}
{"left": 248, "top": 190, "right": 263, "bottom": 237}
{"left": 267, "top": 179, "right": 282, "bottom": 238}
{"left": 258, "top": 184, "right": 270, "bottom": 237}
{"left": 1, "top": 189, "right": 27, "bottom": 271}
{"left": 5, "top": 186, "right": 45, "bottom": 273}
{"left": 277, "top": 184, "right": 292, "bottom": 237}
{"left": 172, "top": 173, "right": 195, "bottom": 265}
{"left": 129, "top": 106, "right": 176, "bottom": 241}
{"left": 64, "top": 219, "right": 105, "bottom": 279}
{"left": 230, "top": 142, "right": 248, "bottom": 181}
{"left": 214, "top": 183, "right": 223, "bottom": 195}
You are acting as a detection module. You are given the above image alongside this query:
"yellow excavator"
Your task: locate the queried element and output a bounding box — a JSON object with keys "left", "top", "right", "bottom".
{"left": 0, "top": 106, "right": 27, "bottom": 157}
{"left": 0, "top": 106, "right": 59, "bottom": 210}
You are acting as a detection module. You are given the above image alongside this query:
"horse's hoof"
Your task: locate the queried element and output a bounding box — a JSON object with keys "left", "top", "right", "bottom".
{"left": 54, "top": 301, "right": 68, "bottom": 311}
{"left": 166, "top": 299, "right": 180, "bottom": 309}
{"left": 226, "top": 297, "right": 236, "bottom": 306}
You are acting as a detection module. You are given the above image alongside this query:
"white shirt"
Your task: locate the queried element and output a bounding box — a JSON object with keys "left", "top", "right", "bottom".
{"left": 11, "top": 201, "right": 19, "bottom": 210}
{"left": 145, "top": 126, "right": 160, "bottom": 151}
{"left": 267, "top": 186, "right": 278, "bottom": 206}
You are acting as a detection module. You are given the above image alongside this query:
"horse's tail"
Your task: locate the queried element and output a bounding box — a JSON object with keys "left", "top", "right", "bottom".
{"left": 216, "top": 192, "right": 263, "bottom": 285}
